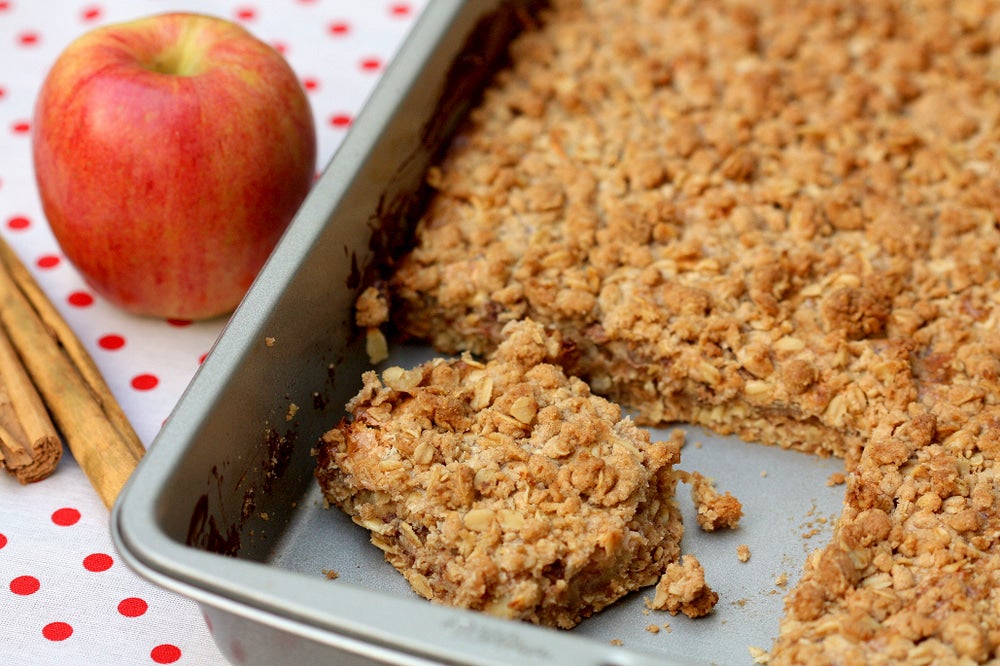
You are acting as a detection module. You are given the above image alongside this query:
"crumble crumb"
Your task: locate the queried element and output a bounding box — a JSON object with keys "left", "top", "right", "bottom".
{"left": 684, "top": 471, "right": 743, "bottom": 531}
{"left": 737, "top": 544, "right": 751, "bottom": 562}
{"left": 364, "top": 327, "right": 388, "bottom": 364}
{"left": 649, "top": 555, "right": 719, "bottom": 619}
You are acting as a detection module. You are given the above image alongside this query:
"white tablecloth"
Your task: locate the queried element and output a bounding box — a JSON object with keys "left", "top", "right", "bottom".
{"left": 0, "top": 2, "right": 424, "bottom": 663}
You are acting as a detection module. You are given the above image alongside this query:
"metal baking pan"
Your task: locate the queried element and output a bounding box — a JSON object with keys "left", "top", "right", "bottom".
{"left": 111, "top": 2, "right": 848, "bottom": 664}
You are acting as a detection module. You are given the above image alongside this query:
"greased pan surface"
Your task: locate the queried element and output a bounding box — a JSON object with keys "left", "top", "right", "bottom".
{"left": 111, "top": 2, "right": 846, "bottom": 664}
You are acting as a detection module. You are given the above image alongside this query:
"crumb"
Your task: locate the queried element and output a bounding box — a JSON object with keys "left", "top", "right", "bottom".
{"left": 749, "top": 646, "right": 770, "bottom": 663}
{"left": 285, "top": 402, "right": 299, "bottom": 422}
{"left": 648, "top": 555, "right": 719, "bottom": 619}
{"left": 264, "top": 336, "right": 276, "bottom": 347}
{"left": 355, "top": 285, "right": 389, "bottom": 327}
{"left": 760, "top": 470, "right": 768, "bottom": 478}
{"left": 646, "top": 624, "right": 660, "bottom": 634}
{"left": 610, "top": 639, "right": 623, "bottom": 647}
{"left": 322, "top": 569, "right": 339, "bottom": 580}
{"left": 737, "top": 544, "right": 751, "bottom": 562}
{"left": 364, "top": 328, "right": 388, "bottom": 364}
{"left": 259, "top": 512, "right": 269, "bottom": 521}
{"left": 826, "top": 472, "right": 846, "bottom": 486}
{"left": 685, "top": 471, "right": 743, "bottom": 531}
{"left": 775, "top": 573, "right": 788, "bottom": 588}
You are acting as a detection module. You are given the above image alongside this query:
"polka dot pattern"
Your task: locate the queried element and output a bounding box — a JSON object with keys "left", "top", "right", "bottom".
{"left": 0, "top": 2, "right": 425, "bottom": 664}
{"left": 11, "top": 575, "right": 41, "bottom": 595}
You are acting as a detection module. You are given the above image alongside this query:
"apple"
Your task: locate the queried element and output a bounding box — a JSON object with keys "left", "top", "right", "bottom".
{"left": 32, "top": 12, "right": 316, "bottom": 320}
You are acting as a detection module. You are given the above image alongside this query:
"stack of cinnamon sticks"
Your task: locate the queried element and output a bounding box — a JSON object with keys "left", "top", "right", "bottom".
{"left": 0, "top": 236, "right": 144, "bottom": 508}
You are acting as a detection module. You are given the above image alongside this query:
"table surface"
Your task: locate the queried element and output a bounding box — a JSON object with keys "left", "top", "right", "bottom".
{"left": 0, "top": 2, "right": 425, "bottom": 664}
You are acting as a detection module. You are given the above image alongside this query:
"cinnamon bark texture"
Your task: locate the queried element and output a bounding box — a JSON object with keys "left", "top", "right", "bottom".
{"left": 0, "top": 236, "right": 143, "bottom": 506}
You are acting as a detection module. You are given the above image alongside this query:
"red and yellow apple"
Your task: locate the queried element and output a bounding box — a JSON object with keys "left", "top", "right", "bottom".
{"left": 32, "top": 12, "right": 316, "bottom": 320}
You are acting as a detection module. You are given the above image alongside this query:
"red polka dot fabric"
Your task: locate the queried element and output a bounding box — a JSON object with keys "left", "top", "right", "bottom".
{"left": 0, "top": 1, "right": 425, "bottom": 664}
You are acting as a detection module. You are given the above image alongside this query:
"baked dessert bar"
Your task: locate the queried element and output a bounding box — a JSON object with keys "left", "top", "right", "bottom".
{"left": 774, "top": 407, "right": 1000, "bottom": 663}
{"left": 384, "top": 0, "right": 1000, "bottom": 661}
{"left": 315, "top": 319, "right": 684, "bottom": 628}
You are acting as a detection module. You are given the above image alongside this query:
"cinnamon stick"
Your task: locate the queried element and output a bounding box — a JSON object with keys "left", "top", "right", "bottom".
{"left": 0, "top": 323, "right": 61, "bottom": 484}
{"left": 0, "top": 239, "right": 145, "bottom": 462}
{"left": 0, "top": 236, "right": 144, "bottom": 507}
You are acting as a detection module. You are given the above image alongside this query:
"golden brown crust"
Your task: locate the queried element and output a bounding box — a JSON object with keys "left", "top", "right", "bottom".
{"left": 386, "top": 0, "right": 1000, "bottom": 660}
{"left": 315, "top": 319, "right": 684, "bottom": 629}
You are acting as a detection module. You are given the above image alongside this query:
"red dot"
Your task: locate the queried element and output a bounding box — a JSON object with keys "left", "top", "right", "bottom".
{"left": 81, "top": 5, "right": 102, "bottom": 21}
{"left": 131, "top": 374, "right": 159, "bottom": 391}
{"left": 389, "top": 3, "right": 412, "bottom": 17}
{"left": 360, "top": 57, "right": 383, "bottom": 72}
{"left": 10, "top": 575, "right": 40, "bottom": 595}
{"left": 118, "top": 597, "right": 148, "bottom": 617}
{"left": 68, "top": 291, "right": 94, "bottom": 307}
{"left": 329, "top": 113, "right": 353, "bottom": 128}
{"left": 302, "top": 77, "right": 319, "bottom": 92}
{"left": 0, "top": 86, "right": 6, "bottom": 98}
{"left": 151, "top": 644, "right": 182, "bottom": 664}
{"left": 83, "top": 552, "right": 114, "bottom": 572}
{"left": 98, "top": 334, "right": 125, "bottom": 350}
{"left": 0, "top": 2, "right": 10, "bottom": 11}
{"left": 11, "top": 120, "right": 30, "bottom": 134}
{"left": 17, "top": 32, "right": 39, "bottom": 46}
{"left": 42, "top": 622, "right": 73, "bottom": 641}
{"left": 36, "top": 254, "right": 60, "bottom": 269}
{"left": 51, "top": 507, "right": 81, "bottom": 526}
{"left": 0, "top": 533, "right": 6, "bottom": 549}
{"left": 198, "top": 352, "right": 208, "bottom": 364}
{"left": 6, "top": 215, "right": 29, "bottom": 230}
{"left": 235, "top": 6, "right": 256, "bottom": 21}
{"left": 328, "top": 21, "right": 350, "bottom": 35}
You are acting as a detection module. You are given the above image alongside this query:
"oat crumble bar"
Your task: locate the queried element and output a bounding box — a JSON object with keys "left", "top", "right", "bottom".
{"left": 315, "top": 319, "right": 684, "bottom": 628}
{"left": 384, "top": 0, "right": 1000, "bottom": 661}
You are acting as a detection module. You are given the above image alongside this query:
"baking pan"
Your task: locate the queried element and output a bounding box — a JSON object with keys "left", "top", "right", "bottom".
{"left": 111, "top": 1, "right": 848, "bottom": 664}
